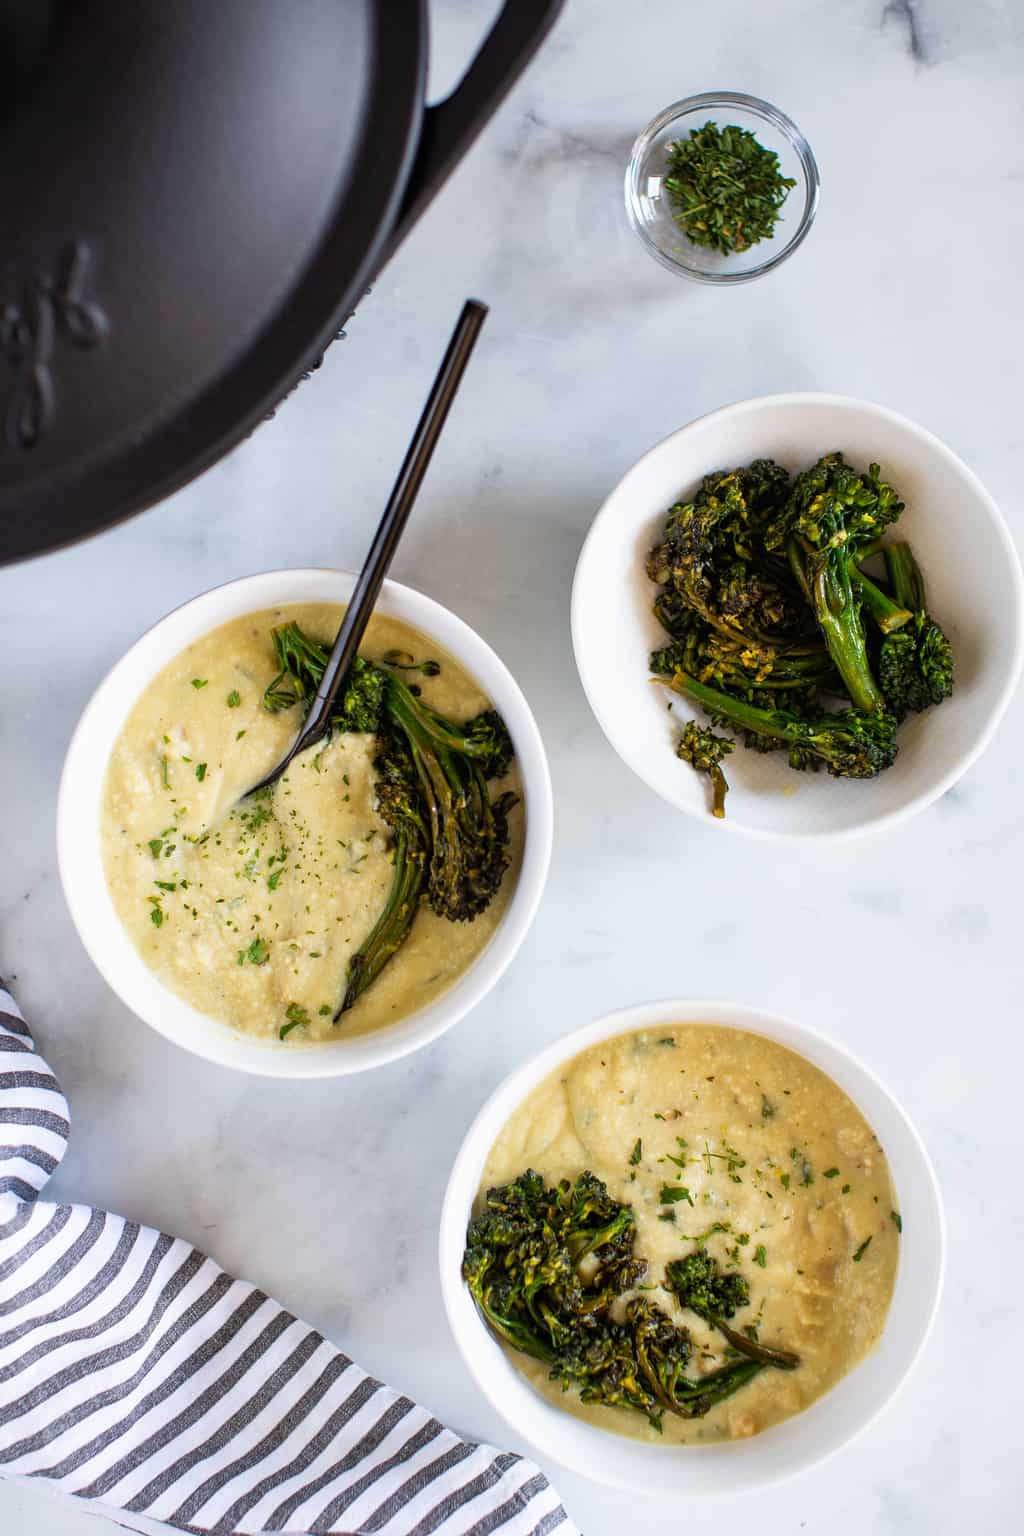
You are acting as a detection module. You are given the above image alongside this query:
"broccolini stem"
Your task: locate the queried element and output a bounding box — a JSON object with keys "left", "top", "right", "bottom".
{"left": 338, "top": 829, "right": 427, "bottom": 1016}
{"left": 658, "top": 672, "right": 799, "bottom": 745}
{"left": 714, "top": 1317, "right": 800, "bottom": 1371}
{"left": 479, "top": 1302, "right": 557, "bottom": 1364}
{"left": 810, "top": 563, "right": 884, "bottom": 713}
{"left": 849, "top": 567, "right": 913, "bottom": 635}
{"left": 883, "top": 542, "right": 926, "bottom": 613}
{"left": 669, "top": 1357, "right": 764, "bottom": 1410}
{"left": 386, "top": 672, "right": 495, "bottom": 763}
{"left": 708, "top": 764, "right": 728, "bottom": 818}
{"left": 786, "top": 538, "right": 813, "bottom": 605}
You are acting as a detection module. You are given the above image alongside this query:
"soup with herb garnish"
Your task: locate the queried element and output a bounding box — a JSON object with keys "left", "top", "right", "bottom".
{"left": 101, "top": 604, "right": 523, "bottom": 1042}
{"left": 472, "top": 1024, "right": 899, "bottom": 1443}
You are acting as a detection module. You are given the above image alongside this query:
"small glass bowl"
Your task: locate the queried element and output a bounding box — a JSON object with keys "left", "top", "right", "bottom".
{"left": 625, "top": 91, "right": 820, "bottom": 284}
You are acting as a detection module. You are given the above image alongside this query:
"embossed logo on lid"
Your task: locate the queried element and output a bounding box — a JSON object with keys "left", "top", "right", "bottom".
{"left": 1, "top": 243, "right": 108, "bottom": 451}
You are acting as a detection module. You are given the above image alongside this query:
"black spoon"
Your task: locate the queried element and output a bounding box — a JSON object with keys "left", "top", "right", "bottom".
{"left": 243, "top": 298, "right": 488, "bottom": 798}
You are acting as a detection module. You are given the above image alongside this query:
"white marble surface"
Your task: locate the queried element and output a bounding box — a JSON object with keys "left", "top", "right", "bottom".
{"left": 3, "top": 1, "right": 1023, "bottom": 1531}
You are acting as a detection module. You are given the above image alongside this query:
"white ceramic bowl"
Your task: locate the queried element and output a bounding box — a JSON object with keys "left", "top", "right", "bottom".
{"left": 572, "top": 394, "right": 1024, "bottom": 838}
{"left": 58, "top": 569, "right": 553, "bottom": 1078}
{"left": 439, "top": 999, "right": 944, "bottom": 1494}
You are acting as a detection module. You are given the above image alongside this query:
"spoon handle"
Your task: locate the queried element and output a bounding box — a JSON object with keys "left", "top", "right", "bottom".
{"left": 265, "top": 298, "right": 488, "bottom": 782}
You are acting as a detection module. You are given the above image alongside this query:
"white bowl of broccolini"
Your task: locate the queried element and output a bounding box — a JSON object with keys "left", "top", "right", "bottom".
{"left": 571, "top": 393, "right": 1023, "bottom": 837}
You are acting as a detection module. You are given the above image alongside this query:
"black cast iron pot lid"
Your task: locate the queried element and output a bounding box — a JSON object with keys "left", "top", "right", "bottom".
{"left": 0, "top": 0, "right": 562, "bottom": 564}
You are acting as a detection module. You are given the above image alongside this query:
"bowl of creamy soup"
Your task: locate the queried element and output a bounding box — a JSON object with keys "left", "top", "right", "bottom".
{"left": 58, "top": 569, "right": 553, "bottom": 1077}
{"left": 440, "top": 999, "right": 943, "bottom": 1492}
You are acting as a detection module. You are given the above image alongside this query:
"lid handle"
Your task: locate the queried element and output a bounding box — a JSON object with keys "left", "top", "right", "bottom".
{"left": 382, "top": 0, "right": 564, "bottom": 264}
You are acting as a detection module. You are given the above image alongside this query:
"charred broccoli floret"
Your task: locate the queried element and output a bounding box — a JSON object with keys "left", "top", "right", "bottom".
{"left": 647, "top": 460, "right": 811, "bottom": 650}
{"left": 666, "top": 1246, "right": 750, "bottom": 1321}
{"left": 765, "top": 454, "right": 905, "bottom": 712}
{"left": 676, "top": 720, "right": 733, "bottom": 819}
{"left": 264, "top": 625, "right": 388, "bottom": 731}
{"left": 383, "top": 673, "right": 518, "bottom": 925}
{"left": 666, "top": 1249, "right": 800, "bottom": 1371}
{"left": 663, "top": 671, "right": 898, "bottom": 779}
{"left": 553, "top": 1316, "right": 662, "bottom": 1425}
{"left": 651, "top": 627, "right": 834, "bottom": 693}
{"left": 462, "top": 1171, "right": 646, "bottom": 1369}
{"left": 463, "top": 1170, "right": 786, "bottom": 1430}
{"left": 875, "top": 543, "right": 954, "bottom": 717}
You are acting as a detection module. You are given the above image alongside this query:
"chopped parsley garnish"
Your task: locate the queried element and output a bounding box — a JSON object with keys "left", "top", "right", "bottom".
{"left": 267, "top": 868, "right": 285, "bottom": 891}
{"left": 227, "top": 691, "right": 241, "bottom": 707}
{"left": 195, "top": 762, "right": 207, "bottom": 782}
{"left": 659, "top": 1185, "right": 694, "bottom": 1206}
{"left": 890, "top": 1210, "right": 902, "bottom": 1233}
{"left": 753, "top": 1244, "right": 767, "bottom": 1267}
{"left": 280, "top": 1002, "right": 310, "bottom": 1039}
{"left": 628, "top": 1138, "right": 643, "bottom": 1166}
{"left": 237, "top": 937, "right": 270, "bottom": 966}
{"left": 760, "top": 1094, "right": 776, "bottom": 1120}
{"left": 663, "top": 121, "right": 796, "bottom": 255}
{"left": 823, "top": 1167, "right": 840, "bottom": 1179}
{"left": 703, "top": 1140, "right": 746, "bottom": 1180}
{"left": 191, "top": 678, "right": 208, "bottom": 690}
{"left": 678, "top": 1221, "right": 731, "bottom": 1245}
{"left": 149, "top": 905, "right": 164, "bottom": 928}
{"left": 160, "top": 756, "right": 169, "bottom": 789}
{"left": 148, "top": 838, "right": 163, "bottom": 859}
{"left": 318, "top": 1004, "right": 332, "bottom": 1016}
{"left": 852, "top": 1237, "right": 872, "bottom": 1263}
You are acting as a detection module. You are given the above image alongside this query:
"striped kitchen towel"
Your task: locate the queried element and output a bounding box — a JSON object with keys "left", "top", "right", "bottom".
{"left": 0, "top": 985, "right": 578, "bottom": 1536}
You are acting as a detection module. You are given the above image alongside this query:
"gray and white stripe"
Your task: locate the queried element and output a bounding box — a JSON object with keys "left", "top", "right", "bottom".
{"left": 0, "top": 989, "right": 577, "bottom": 1536}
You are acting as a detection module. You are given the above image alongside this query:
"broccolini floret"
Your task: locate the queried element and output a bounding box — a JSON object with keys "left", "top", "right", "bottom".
{"left": 666, "top": 1248, "right": 800, "bottom": 1371}
{"left": 875, "top": 543, "right": 954, "bottom": 717}
{"left": 765, "top": 454, "right": 905, "bottom": 712}
{"left": 646, "top": 460, "right": 811, "bottom": 650}
{"left": 462, "top": 1170, "right": 786, "bottom": 1430}
{"left": 676, "top": 720, "right": 733, "bottom": 819}
{"left": 462, "top": 1170, "right": 646, "bottom": 1367}
{"left": 662, "top": 671, "right": 898, "bottom": 780}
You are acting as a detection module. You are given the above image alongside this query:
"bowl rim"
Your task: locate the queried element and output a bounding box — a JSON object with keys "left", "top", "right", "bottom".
{"left": 57, "top": 567, "right": 554, "bottom": 1079}
{"left": 571, "top": 391, "right": 1024, "bottom": 842}
{"left": 438, "top": 996, "right": 946, "bottom": 1493}
{"left": 624, "top": 91, "right": 821, "bottom": 285}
